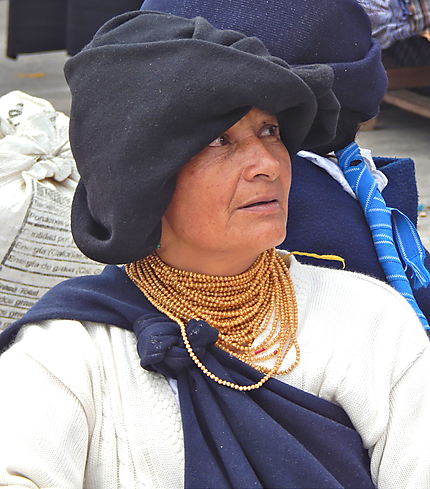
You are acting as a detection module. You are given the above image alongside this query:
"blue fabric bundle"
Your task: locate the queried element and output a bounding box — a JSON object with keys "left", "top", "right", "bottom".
{"left": 0, "top": 266, "right": 375, "bottom": 489}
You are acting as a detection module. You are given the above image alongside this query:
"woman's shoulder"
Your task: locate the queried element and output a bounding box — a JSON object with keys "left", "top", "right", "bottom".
{"left": 6, "top": 319, "right": 110, "bottom": 367}
{"left": 280, "top": 251, "right": 430, "bottom": 415}
{"left": 281, "top": 250, "right": 429, "bottom": 355}
{"left": 284, "top": 249, "right": 418, "bottom": 306}
{"left": 0, "top": 320, "right": 136, "bottom": 409}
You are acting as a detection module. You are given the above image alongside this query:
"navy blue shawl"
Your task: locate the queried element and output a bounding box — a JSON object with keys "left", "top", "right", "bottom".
{"left": 0, "top": 266, "right": 375, "bottom": 488}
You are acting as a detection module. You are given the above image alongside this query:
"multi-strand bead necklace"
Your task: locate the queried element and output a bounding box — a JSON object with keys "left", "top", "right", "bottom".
{"left": 125, "top": 248, "right": 300, "bottom": 391}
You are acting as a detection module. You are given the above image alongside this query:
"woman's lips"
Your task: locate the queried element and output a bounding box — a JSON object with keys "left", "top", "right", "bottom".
{"left": 239, "top": 199, "right": 281, "bottom": 212}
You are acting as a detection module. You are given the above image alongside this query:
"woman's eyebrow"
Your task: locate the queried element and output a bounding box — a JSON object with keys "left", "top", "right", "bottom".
{"left": 260, "top": 119, "right": 278, "bottom": 125}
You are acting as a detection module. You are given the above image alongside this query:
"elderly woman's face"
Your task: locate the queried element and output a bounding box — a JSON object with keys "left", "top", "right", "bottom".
{"left": 161, "top": 107, "right": 291, "bottom": 266}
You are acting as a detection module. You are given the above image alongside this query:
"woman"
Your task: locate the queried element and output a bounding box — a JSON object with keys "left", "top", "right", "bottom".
{"left": 140, "top": 0, "right": 430, "bottom": 327}
{"left": 0, "top": 10, "right": 429, "bottom": 489}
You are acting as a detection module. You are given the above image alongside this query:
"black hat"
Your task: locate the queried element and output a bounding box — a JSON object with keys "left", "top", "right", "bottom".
{"left": 65, "top": 11, "right": 339, "bottom": 264}
{"left": 141, "top": 0, "right": 388, "bottom": 152}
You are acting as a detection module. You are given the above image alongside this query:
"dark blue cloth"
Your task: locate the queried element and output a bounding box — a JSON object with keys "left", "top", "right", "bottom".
{"left": 0, "top": 266, "right": 375, "bottom": 488}
{"left": 282, "top": 154, "right": 430, "bottom": 325}
{"left": 140, "top": 0, "right": 387, "bottom": 121}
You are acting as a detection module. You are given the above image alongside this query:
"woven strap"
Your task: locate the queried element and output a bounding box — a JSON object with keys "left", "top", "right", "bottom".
{"left": 336, "top": 142, "right": 429, "bottom": 328}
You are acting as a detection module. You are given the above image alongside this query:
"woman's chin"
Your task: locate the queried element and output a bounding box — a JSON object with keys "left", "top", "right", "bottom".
{"left": 243, "top": 225, "right": 287, "bottom": 254}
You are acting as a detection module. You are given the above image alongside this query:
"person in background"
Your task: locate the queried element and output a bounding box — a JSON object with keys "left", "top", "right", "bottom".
{"left": 0, "top": 9, "right": 429, "bottom": 489}
{"left": 140, "top": 0, "right": 430, "bottom": 329}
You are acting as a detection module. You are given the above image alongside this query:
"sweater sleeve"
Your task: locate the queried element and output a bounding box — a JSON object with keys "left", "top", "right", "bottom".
{"left": 0, "top": 322, "right": 96, "bottom": 488}
{"left": 371, "top": 345, "right": 430, "bottom": 489}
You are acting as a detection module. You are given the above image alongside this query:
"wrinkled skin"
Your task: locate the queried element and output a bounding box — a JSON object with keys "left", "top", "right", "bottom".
{"left": 159, "top": 108, "right": 291, "bottom": 275}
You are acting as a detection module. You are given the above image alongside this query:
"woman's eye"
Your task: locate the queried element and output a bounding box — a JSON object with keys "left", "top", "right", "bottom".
{"left": 208, "top": 134, "right": 230, "bottom": 147}
{"left": 261, "top": 124, "right": 281, "bottom": 138}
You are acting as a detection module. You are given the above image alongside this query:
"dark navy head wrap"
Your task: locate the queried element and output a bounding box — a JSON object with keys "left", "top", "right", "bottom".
{"left": 140, "top": 0, "right": 388, "bottom": 152}
{"left": 65, "top": 10, "right": 339, "bottom": 264}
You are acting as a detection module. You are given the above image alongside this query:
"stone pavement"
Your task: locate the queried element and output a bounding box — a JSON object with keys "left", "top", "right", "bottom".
{"left": 1, "top": 0, "right": 430, "bottom": 244}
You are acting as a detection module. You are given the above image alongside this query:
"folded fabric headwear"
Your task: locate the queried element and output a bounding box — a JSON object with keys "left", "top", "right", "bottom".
{"left": 140, "top": 0, "right": 388, "bottom": 153}
{"left": 64, "top": 10, "right": 339, "bottom": 265}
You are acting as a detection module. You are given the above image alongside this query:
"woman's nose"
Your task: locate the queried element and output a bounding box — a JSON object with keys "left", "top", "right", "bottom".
{"left": 241, "top": 138, "right": 282, "bottom": 181}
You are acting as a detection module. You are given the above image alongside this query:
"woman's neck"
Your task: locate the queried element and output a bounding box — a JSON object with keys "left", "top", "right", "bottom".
{"left": 156, "top": 245, "right": 261, "bottom": 276}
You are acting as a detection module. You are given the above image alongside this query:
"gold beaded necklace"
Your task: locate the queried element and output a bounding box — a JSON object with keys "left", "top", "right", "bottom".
{"left": 125, "top": 248, "right": 300, "bottom": 391}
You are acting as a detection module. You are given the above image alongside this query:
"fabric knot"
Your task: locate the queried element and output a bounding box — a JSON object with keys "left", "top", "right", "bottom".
{"left": 133, "top": 313, "right": 218, "bottom": 378}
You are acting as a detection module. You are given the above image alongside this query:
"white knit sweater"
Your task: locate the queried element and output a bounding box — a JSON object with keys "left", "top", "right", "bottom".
{"left": 0, "top": 255, "right": 429, "bottom": 489}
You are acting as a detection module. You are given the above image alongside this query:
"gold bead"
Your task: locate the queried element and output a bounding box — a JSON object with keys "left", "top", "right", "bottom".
{"left": 125, "top": 248, "right": 300, "bottom": 391}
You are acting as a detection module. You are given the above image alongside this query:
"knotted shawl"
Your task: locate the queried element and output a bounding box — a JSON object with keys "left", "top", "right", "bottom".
{"left": 0, "top": 265, "right": 375, "bottom": 488}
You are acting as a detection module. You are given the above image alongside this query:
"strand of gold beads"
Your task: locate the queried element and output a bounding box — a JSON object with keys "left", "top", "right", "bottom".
{"left": 125, "top": 248, "right": 300, "bottom": 391}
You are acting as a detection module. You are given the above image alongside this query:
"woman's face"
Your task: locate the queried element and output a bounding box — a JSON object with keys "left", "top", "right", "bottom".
{"left": 160, "top": 107, "right": 291, "bottom": 273}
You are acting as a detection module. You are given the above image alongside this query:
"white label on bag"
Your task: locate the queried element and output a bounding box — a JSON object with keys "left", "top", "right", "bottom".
{"left": 0, "top": 178, "right": 103, "bottom": 330}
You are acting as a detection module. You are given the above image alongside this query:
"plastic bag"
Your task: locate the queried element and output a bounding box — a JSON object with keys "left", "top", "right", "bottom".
{"left": 0, "top": 91, "right": 103, "bottom": 330}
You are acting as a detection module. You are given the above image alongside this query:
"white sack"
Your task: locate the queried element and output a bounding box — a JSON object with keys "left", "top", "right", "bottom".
{"left": 0, "top": 91, "right": 103, "bottom": 330}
